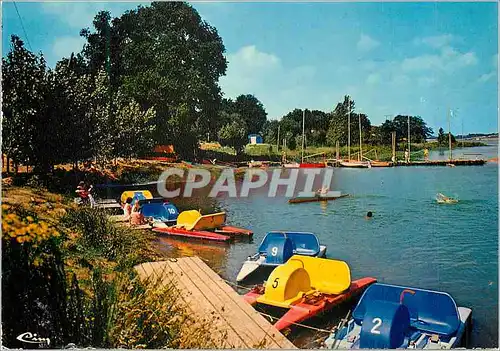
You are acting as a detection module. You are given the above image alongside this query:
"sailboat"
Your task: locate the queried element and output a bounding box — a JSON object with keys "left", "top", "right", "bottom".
{"left": 283, "top": 110, "right": 327, "bottom": 168}
{"left": 340, "top": 99, "right": 371, "bottom": 168}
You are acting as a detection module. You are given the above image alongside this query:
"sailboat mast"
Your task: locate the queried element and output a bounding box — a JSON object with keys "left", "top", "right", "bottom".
{"left": 448, "top": 109, "right": 452, "bottom": 161}
{"left": 301, "top": 109, "right": 305, "bottom": 163}
{"left": 358, "top": 112, "right": 362, "bottom": 161}
{"left": 407, "top": 115, "right": 411, "bottom": 162}
{"left": 348, "top": 97, "right": 351, "bottom": 160}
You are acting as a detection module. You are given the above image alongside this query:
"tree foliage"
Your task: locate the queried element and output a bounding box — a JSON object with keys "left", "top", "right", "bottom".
{"left": 2, "top": 36, "right": 53, "bottom": 171}
{"left": 2, "top": 35, "right": 157, "bottom": 173}
{"left": 217, "top": 112, "right": 247, "bottom": 154}
{"left": 437, "top": 127, "right": 456, "bottom": 145}
{"left": 232, "top": 94, "right": 267, "bottom": 135}
{"left": 79, "top": 2, "right": 228, "bottom": 158}
{"left": 326, "top": 96, "right": 371, "bottom": 147}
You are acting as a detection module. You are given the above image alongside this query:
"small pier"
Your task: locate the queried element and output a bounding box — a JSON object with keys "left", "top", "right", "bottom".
{"left": 397, "top": 159, "right": 486, "bottom": 166}
{"left": 134, "top": 257, "right": 296, "bottom": 349}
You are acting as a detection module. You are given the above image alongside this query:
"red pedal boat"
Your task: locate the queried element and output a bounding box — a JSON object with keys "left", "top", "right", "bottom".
{"left": 151, "top": 210, "right": 251, "bottom": 242}
{"left": 215, "top": 225, "right": 253, "bottom": 237}
{"left": 152, "top": 226, "right": 232, "bottom": 242}
{"left": 243, "top": 255, "right": 376, "bottom": 331}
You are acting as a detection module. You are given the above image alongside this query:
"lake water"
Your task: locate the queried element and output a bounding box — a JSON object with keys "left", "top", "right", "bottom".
{"left": 155, "top": 142, "right": 498, "bottom": 348}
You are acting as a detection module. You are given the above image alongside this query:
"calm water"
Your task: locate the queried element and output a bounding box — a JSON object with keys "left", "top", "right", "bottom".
{"left": 155, "top": 143, "right": 498, "bottom": 348}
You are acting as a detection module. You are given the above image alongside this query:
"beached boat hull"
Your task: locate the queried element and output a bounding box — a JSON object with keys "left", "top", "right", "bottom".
{"left": 215, "top": 225, "right": 253, "bottom": 237}
{"left": 289, "top": 194, "right": 349, "bottom": 204}
{"left": 299, "top": 163, "right": 326, "bottom": 168}
{"left": 244, "top": 277, "right": 376, "bottom": 331}
{"left": 370, "top": 161, "right": 393, "bottom": 167}
{"left": 340, "top": 161, "right": 371, "bottom": 168}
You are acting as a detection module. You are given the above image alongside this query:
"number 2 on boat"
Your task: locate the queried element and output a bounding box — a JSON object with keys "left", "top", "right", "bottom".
{"left": 371, "top": 318, "right": 382, "bottom": 334}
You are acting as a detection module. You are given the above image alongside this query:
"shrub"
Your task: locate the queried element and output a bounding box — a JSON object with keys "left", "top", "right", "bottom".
{"left": 109, "top": 273, "right": 229, "bottom": 349}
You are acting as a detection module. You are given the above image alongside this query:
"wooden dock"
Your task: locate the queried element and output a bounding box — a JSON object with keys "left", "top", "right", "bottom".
{"left": 134, "top": 257, "right": 296, "bottom": 349}
{"left": 397, "top": 159, "right": 486, "bottom": 166}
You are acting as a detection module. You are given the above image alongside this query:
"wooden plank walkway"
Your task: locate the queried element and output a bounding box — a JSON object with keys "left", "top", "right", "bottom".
{"left": 134, "top": 257, "right": 296, "bottom": 349}
{"left": 397, "top": 159, "right": 486, "bottom": 166}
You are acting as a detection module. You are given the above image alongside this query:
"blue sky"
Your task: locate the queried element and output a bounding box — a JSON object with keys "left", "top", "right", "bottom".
{"left": 2, "top": 1, "right": 498, "bottom": 134}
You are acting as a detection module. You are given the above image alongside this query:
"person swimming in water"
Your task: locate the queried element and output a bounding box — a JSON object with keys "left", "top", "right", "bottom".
{"left": 365, "top": 211, "right": 373, "bottom": 219}
{"left": 316, "top": 187, "right": 329, "bottom": 197}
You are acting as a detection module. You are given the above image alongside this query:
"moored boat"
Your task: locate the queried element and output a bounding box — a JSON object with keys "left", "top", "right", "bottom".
{"left": 323, "top": 283, "right": 472, "bottom": 349}
{"left": 236, "top": 231, "right": 326, "bottom": 283}
{"left": 138, "top": 198, "right": 179, "bottom": 225}
{"left": 152, "top": 226, "right": 232, "bottom": 242}
{"left": 289, "top": 193, "right": 349, "bottom": 204}
{"left": 152, "top": 209, "right": 252, "bottom": 243}
{"left": 243, "top": 255, "right": 376, "bottom": 331}
{"left": 120, "top": 190, "right": 153, "bottom": 205}
{"left": 369, "top": 161, "right": 393, "bottom": 167}
{"left": 340, "top": 160, "right": 371, "bottom": 168}
{"left": 283, "top": 162, "right": 301, "bottom": 168}
{"left": 299, "top": 162, "right": 327, "bottom": 168}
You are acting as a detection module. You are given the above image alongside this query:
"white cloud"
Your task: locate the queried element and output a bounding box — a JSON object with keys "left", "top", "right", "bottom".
{"left": 41, "top": 2, "right": 136, "bottom": 29}
{"left": 228, "top": 45, "right": 280, "bottom": 69}
{"left": 391, "top": 74, "right": 410, "bottom": 86}
{"left": 52, "top": 36, "right": 86, "bottom": 60}
{"left": 357, "top": 34, "right": 380, "bottom": 52}
{"left": 366, "top": 73, "right": 381, "bottom": 85}
{"left": 220, "top": 45, "right": 339, "bottom": 118}
{"left": 418, "top": 76, "right": 436, "bottom": 87}
{"left": 401, "top": 46, "right": 477, "bottom": 73}
{"left": 478, "top": 71, "right": 496, "bottom": 83}
{"left": 414, "top": 34, "right": 456, "bottom": 49}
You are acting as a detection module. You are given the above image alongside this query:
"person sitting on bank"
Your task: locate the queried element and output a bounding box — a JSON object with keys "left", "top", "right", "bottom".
{"left": 75, "top": 181, "right": 90, "bottom": 204}
{"left": 130, "top": 201, "right": 147, "bottom": 226}
{"left": 123, "top": 197, "right": 133, "bottom": 221}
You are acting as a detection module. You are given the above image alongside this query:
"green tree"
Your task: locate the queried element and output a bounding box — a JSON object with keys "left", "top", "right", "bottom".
{"left": 217, "top": 112, "right": 248, "bottom": 154}
{"left": 437, "top": 127, "right": 456, "bottom": 146}
{"left": 262, "top": 120, "right": 280, "bottom": 145}
{"left": 326, "top": 96, "right": 371, "bottom": 146}
{"left": 392, "top": 115, "right": 433, "bottom": 143}
{"left": 80, "top": 2, "right": 228, "bottom": 160}
{"left": 113, "top": 95, "right": 156, "bottom": 159}
{"left": 378, "top": 119, "right": 396, "bottom": 145}
{"left": 233, "top": 94, "right": 267, "bottom": 135}
{"left": 2, "top": 35, "right": 54, "bottom": 173}
{"left": 52, "top": 55, "right": 94, "bottom": 166}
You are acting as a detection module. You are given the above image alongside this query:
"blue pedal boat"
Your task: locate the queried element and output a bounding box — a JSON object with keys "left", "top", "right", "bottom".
{"left": 138, "top": 198, "right": 179, "bottom": 225}
{"left": 236, "top": 231, "right": 327, "bottom": 283}
{"left": 324, "top": 283, "right": 472, "bottom": 349}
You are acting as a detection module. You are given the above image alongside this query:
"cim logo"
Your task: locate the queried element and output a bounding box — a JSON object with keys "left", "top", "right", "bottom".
{"left": 16, "top": 332, "right": 50, "bottom": 346}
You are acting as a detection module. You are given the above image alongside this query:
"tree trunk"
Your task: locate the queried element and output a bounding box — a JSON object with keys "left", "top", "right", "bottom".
{"left": 6, "top": 156, "right": 10, "bottom": 174}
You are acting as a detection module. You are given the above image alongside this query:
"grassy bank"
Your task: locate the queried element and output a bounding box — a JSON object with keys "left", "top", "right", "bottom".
{"left": 1, "top": 185, "right": 229, "bottom": 348}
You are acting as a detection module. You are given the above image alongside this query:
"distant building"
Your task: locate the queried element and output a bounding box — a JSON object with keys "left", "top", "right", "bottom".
{"left": 248, "top": 134, "right": 263, "bottom": 144}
